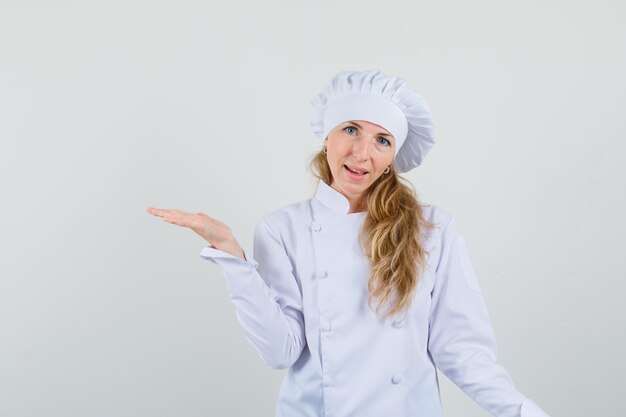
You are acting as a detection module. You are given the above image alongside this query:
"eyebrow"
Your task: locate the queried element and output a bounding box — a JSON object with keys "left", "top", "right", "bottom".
{"left": 345, "top": 121, "right": 393, "bottom": 139}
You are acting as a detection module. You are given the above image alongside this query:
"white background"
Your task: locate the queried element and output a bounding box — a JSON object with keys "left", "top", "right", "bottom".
{"left": 1, "top": 1, "right": 625, "bottom": 416}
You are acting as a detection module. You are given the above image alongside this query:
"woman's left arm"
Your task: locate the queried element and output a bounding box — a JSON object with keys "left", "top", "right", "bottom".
{"left": 427, "top": 216, "right": 550, "bottom": 417}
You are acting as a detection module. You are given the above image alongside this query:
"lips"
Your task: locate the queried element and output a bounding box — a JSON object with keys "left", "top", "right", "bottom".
{"left": 344, "top": 164, "right": 369, "bottom": 175}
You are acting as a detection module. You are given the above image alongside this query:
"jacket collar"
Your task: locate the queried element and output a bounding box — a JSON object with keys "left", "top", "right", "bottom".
{"left": 313, "top": 180, "right": 351, "bottom": 215}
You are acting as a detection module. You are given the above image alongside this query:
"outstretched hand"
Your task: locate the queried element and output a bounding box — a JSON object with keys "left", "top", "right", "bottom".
{"left": 146, "top": 207, "right": 246, "bottom": 260}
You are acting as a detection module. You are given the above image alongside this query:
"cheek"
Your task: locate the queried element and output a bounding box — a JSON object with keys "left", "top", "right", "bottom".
{"left": 375, "top": 154, "right": 394, "bottom": 169}
{"left": 327, "top": 145, "right": 348, "bottom": 165}
{"left": 326, "top": 155, "right": 343, "bottom": 175}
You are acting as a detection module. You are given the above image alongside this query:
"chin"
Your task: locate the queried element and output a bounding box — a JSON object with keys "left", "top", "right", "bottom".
{"left": 336, "top": 178, "right": 370, "bottom": 194}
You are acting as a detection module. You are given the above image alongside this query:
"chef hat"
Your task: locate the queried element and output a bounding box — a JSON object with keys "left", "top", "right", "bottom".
{"left": 310, "top": 69, "right": 435, "bottom": 173}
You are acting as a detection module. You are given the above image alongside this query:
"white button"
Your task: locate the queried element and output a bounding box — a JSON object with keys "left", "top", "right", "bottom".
{"left": 317, "top": 270, "right": 328, "bottom": 280}
{"left": 323, "top": 376, "right": 334, "bottom": 387}
{"left": 312, "top": 222, "right": 322, "bottom": 232}
{"left": 391, "top": 374, "right": 402, "bottom": 384}
{"left": 320, "top": 319, "right": 332, "bottom": 332}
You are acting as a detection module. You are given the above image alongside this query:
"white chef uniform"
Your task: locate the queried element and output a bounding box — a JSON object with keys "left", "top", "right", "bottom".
{"left": 199, "top": 179, "right": 550, "bottom": 417}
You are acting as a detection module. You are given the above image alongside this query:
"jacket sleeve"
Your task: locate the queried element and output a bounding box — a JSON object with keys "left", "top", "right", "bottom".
{"left": 427, "top": 217, "right": 550, "bottom": 417}
{"left": 198, "top": 217, "right": 306, "bottom": 370}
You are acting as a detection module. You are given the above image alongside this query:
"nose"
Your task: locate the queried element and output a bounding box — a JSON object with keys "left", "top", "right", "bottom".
{"left": 352, "top": 136, "right": 372, "bottom": 161}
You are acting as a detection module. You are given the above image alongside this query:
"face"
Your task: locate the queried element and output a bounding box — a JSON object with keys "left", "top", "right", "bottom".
{"left": 325, "top": 119, "right": 395, "bottom": 208}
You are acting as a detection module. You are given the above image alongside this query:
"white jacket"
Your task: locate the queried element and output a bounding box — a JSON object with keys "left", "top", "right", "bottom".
{"left": 200, "top": 179, "right": 550, "bottom": 417}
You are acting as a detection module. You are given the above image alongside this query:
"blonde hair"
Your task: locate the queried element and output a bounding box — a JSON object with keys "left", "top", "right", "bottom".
{"left": 308, "top": 149, "right": 436, "bottom": 320}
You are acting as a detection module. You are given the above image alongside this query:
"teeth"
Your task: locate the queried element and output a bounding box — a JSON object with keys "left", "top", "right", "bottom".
{"left": 347, "top": 166, "right": 365, "bottom": 174}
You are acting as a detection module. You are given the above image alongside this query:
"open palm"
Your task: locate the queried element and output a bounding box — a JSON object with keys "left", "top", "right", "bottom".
{"left": 146, "top": 207, "right": 244, "bottom": 259}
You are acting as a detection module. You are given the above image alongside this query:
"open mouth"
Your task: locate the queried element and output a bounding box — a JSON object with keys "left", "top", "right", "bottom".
{"left": 344, "top": 165, "right": 368, "bottom": 176}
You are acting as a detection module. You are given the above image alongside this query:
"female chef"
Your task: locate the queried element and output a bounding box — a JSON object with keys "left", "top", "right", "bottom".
{"left": 146, "top": 69, "right": 550, "bottom": 417}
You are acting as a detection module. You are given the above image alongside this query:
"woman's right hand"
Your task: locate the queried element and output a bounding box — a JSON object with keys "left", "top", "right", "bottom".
{"left": 146, "top": 207, "right": 246, "bottom": 260}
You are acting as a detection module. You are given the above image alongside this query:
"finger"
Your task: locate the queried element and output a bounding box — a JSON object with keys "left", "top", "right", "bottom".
{"left": 165, "top": 211, "right": 202, "bottom": 225}
{"left": 148, "top": 210, "right": 169, "bottom": 219}
{"left": 148, "top": 208, "right": 187, "bottom": 218}
{"left": 150, "top": 207, "right": 185, "bottom": 213}
{"left": 147, "top": 207, "right": 167, "bottom": 215}
{"left": 162, "top": 216, "right": 188, "bottom": 226}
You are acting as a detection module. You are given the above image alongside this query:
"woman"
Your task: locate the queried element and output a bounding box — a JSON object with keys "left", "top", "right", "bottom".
{"left": 146, "top": 70, "right": 550, "bottom": 417}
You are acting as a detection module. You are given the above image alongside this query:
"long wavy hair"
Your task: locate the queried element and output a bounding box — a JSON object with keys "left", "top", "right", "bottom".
{"left": 308, "top": 148, "right": 436, "bottom": 320}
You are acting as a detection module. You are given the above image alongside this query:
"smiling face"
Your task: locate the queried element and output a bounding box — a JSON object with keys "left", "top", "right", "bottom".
{"left": 325, "top": 120, "right": 396, "bottom": 211}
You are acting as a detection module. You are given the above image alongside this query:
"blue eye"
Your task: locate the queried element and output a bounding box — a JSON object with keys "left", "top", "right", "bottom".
{"left": 343, "top": 126, "right": 357, "bottom": 135}
{"left": 379, "top": 137, "right": 391, "bottom": 146}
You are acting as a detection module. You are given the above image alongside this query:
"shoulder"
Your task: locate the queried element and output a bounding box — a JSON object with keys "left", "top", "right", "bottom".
{"left": 254, "top": 198, "right": 312, "bottom": 239}
{"left": 419, "top": 201, "right": 455, "bottom": 231}
{"left": 417, "top": 202, "right": 459, "bottom": 253}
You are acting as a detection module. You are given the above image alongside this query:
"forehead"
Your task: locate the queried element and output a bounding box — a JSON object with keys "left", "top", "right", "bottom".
{"left": 342, "top": 120, "right": 393, "bottom": 136}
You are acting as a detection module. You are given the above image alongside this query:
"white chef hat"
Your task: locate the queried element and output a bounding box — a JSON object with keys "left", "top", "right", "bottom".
{"left": 310, "top": 69, "right": 435, "bottom": 173}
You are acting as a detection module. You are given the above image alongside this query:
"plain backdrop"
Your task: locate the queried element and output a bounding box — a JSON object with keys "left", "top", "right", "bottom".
{"left": 1, "top": 1, "right": 625, "bottom": 416}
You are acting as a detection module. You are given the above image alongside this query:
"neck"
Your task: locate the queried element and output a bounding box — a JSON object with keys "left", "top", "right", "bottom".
{"left": 347, "top": 196, "right": 367, "bottom": 213}
{"left": 329, "top": 181, "right": 368, "bottom": 213}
